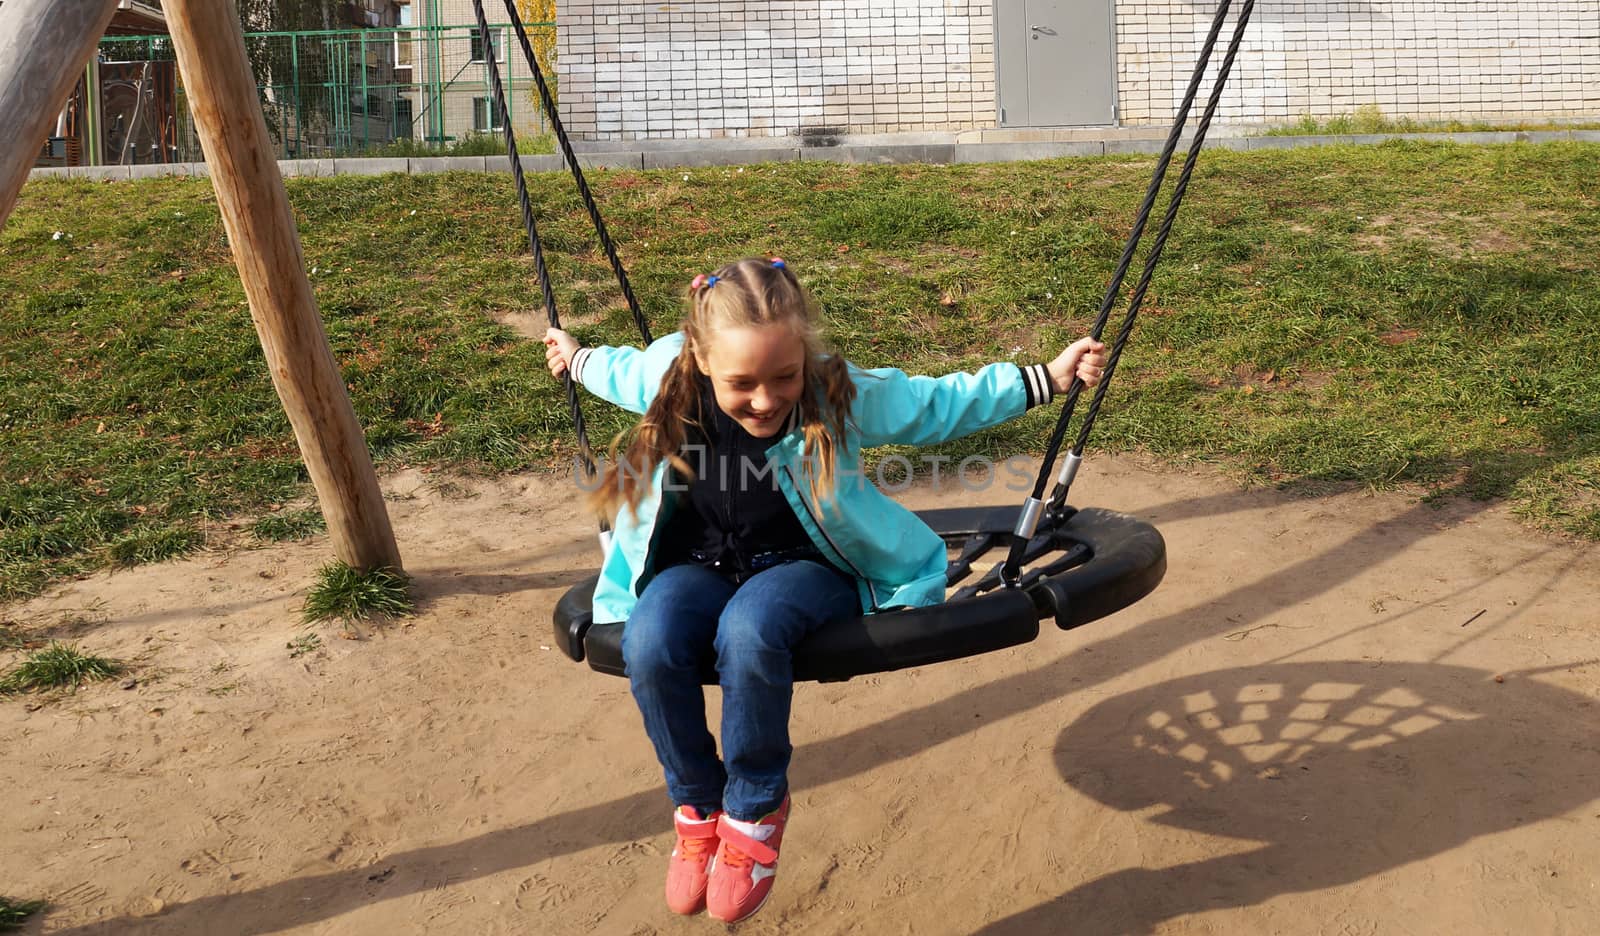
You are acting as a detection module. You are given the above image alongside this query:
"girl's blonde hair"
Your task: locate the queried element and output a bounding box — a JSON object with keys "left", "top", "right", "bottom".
{"left": 590, "top": 257, "right": 855, "bottom": 519}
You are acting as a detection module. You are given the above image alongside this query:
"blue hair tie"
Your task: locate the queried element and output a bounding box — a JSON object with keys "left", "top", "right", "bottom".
{"left": 770, "top": 257, "right": 786, "bottom": 269}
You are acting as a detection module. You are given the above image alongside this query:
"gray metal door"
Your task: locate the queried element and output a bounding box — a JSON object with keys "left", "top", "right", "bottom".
{"left": 997, "top": 0, "right": 1116, "bottom": 127}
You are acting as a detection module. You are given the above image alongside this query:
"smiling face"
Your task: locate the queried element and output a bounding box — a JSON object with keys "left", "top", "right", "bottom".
{"left": 697, "top": 323, "right": 808, "bottom": 437}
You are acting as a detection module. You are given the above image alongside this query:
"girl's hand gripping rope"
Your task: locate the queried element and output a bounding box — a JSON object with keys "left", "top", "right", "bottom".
{"left": 545, "top": 327, "right": 580, "bottom": 378}
{"left": 1047, "top": 337, "right": 1108, "bottom": 392}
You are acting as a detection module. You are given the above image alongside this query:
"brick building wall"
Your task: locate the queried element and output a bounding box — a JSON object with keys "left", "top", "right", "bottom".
{"left": 557, "top": 0, "right": 994, "bottom": 140}
{"left": 1118, "top": 1, "right": 1600, "bottom": 126}
{"left": 558, "top": 1, "right": 1600, "bottom": 140}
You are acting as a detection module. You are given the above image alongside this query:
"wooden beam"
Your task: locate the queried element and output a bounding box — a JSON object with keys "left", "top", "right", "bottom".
{"left": 164, "top": 0, "right": 403, "bottom": 573}
{"left": 0, "top": 0, "right": 118, "bottom": 230}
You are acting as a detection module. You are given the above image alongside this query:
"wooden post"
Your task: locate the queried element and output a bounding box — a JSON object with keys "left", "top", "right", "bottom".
{"left": 164, "top": 0, "right": 403, "bottom": 573}
{"left": 0, "top": 0, "right": 118, "bottom": 230}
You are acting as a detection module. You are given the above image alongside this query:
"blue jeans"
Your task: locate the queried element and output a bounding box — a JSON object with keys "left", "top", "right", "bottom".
{"left": 622, "top": 560, "right": 860, "bottom": 821}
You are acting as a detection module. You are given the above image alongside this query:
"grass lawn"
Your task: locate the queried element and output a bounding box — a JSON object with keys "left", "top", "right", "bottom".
{"left": 2, "top": 140, "right": 1597, "bottom": 600}
{"left": 1261, "top": 104, "right": 1600, "bottom": 137}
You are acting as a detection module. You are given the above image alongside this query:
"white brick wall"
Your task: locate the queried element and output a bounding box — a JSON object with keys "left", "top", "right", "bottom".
{"left": 1119, "top": 1, "right": 1600, "bottom": 126}
{"left": 558, "top": 2, "right": 1600, "bottom": 139}
{"left": 558, "top": 0, "right": 995, "bottom": 140}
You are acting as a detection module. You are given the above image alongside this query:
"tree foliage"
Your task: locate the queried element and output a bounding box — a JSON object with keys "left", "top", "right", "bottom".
{"left": 233, "top": 1, "right": 347, "bottom": 148}
{"left": 516, "top": 0, "right": 558, "bottom": 78}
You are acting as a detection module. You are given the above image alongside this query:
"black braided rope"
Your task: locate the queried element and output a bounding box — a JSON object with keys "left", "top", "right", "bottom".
{"left": 1001, "top": 0, "right": 1245, "bottom": 583}
{"left": 498, "top": 0, "right": 652, "bottom": 345}
{"left": 471, "top": 0, "right": 601, "bottom": 487}
{"left": 1054, "top": 0, "right": 1259, "bottom": 510}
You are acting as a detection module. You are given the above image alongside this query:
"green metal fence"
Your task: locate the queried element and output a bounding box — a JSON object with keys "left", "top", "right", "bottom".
{"left": 97, "top": 23, "right": 557, "bottom": 162}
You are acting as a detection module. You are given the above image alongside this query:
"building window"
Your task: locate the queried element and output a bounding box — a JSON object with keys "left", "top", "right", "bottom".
{"left": 396, "top": 1, "right": 413, "bottom": 72}
{"left": 474, "top": 96, "right": 504, "bottom": 132}
{"left": 470, "top": 30, "right": 503, "bottom": 64}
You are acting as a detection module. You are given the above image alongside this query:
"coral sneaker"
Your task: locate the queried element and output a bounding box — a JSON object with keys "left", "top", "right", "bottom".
{"left": 706, "top": 796, "right": 791, "bottom": 923}
{"left": 665, "top": 805, "right": 723, "bottom": 915}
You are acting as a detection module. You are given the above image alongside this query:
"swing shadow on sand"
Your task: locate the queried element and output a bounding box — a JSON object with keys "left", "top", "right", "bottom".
{"left": 971, "top": 659, "right": 1600, "bottom": 935}
{"left": 37, "top": 474, "right": 1600, "bottom": 934}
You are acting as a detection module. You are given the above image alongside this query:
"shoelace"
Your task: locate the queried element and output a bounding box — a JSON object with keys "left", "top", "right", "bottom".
{"left": 675, "top": 819, "right": 720, "bottom": 864}
{"left": 715, "top": 813, "right": 781, "bottom": 870}
{"left": 678, "top": 830, "right": 717, "bottom": 864}
{"left": 718, "top": 838, "right": 755, "bottom": 871}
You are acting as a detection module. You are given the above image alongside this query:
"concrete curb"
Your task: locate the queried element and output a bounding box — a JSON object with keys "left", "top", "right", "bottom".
{"left": 644, "top": 147, "right": 799, "bottom": 168}
{"left": 279, "top": 159, "right": 336, "bottom": 178}
{"left": 952, "top": 141, "right": 1108, "bottom": 162}
{"left": 331, "top": 157, "right": 410, "bottom": 177}
{"left": 24, "top": 128, "right": 1600, "bottom": 185}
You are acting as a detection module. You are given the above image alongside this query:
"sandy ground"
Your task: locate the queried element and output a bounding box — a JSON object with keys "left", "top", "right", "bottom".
{"left": 3, "top": 456, "right": 1598, "bottom": 936}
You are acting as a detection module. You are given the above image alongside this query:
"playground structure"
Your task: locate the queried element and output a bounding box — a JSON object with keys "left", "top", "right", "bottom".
{"left": 0, "top": 0, "right": 402, "bottom": 575}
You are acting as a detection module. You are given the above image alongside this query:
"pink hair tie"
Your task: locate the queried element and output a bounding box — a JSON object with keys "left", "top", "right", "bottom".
{"left": 690, "top": 273, "right": 708, "bottom": 290}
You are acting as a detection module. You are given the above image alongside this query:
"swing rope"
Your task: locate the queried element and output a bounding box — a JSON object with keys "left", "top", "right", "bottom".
{"left": 495, "top": 0, "right": 653, "bottom": 345}
{"left": 470, "top": 0, "right": 604, "bottom": 489}
{"left": 1054, "top": 0, "right": 1259, "bottom": 509}
{"left": 1000, "top": 0, "right": 1257, "bottom": 586}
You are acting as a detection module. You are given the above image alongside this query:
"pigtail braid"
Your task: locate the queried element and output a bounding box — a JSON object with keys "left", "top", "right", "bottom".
{"left": 588, "top": 332, "right": 703, "bottom": 519}
{"left": 798, "top": 353, "right": 856, "bottom": 506}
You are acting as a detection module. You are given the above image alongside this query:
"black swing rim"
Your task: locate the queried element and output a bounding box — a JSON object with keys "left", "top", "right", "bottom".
{"left": 553, "top": 504, "right": 1166, "bottom": 684}
{"left": 480, "top": 5, "right": 1255, "bottom": 681}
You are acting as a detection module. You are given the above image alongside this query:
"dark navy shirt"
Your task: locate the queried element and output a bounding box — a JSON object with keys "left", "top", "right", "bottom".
{"left": 655, "top": 378, "right": 828, "bottom": 582}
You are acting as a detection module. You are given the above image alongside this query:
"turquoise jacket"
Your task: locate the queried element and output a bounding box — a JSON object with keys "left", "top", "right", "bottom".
{"left": 571, "top": 333, "right": 1053, "bottom": 624}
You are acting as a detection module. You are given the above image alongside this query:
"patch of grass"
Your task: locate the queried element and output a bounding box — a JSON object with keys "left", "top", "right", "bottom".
{"left": 1264, "top": 104, "right": 1600, "bottom": 137}
{"left": 358, "top": 132, "right": 556, "bottom": 158}
{"left": 108, "top": 523, "right": 205, "bottom": 565}
{"left": 1511, "top": 454, "right": 1600, "bottom": 539}
{"left": 4, "top": 142, "right": 1600, "bottom": 604}
{"left": 251, "top": 508, "right": 327, "bottom": 542}
{"left": 809, "top": 173, "right": 975, "bottom": 248}
{"left": 301, "top": 563, "right": 413, "bottom": 625}
{"left": 0, "top": 896, "right": 47, "bottom": 931}
{"left": 0, "top": 641, "right": 122, "bottom": 694}
{"left": 287, "top": 632, "right": 322, "bottom": 658}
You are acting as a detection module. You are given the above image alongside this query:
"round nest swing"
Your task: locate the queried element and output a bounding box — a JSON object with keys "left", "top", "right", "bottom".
{"left": 463, "top": 0, "right": 1260, "bottom": 681}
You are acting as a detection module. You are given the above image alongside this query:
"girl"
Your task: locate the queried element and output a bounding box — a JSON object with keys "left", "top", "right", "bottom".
{"left": 544, "top": 257, "right": 1105, "bottom": 923}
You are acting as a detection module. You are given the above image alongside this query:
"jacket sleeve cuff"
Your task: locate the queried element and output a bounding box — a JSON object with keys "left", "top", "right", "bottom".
{"left": 1020, "top": 363, "right": 1054, "bottom": 409}
{"left": 570, "top": 347, "right": 593, "bottom": 385}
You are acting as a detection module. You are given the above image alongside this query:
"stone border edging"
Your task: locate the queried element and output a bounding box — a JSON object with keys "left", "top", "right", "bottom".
{"left": 26, "top": 129, "right": 1600, "bottom": 182}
